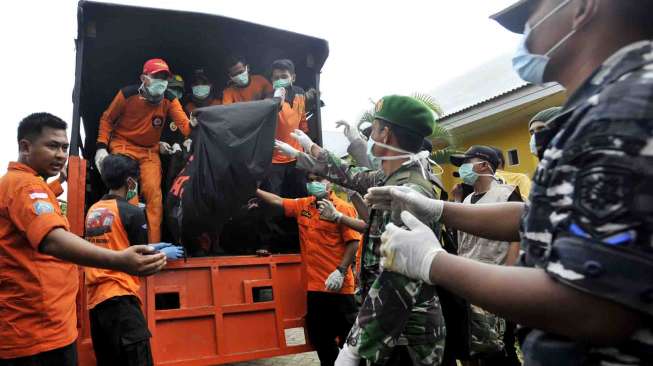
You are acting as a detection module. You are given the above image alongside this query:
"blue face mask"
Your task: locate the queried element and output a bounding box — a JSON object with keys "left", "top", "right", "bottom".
{"left": 192, "top": 85, "right": 211, "bottom": 99}
{"left": 458, "top": 163, "right": 480, "bottom": 186}
{"left": 512, "top": 0, "right": 575, "bottom": 85}
{"left": 145, "top": 77, "right": 168, "bottom": 97}
{"left": 306, "top": 181, "right": 328, "bottom": 199}
{"left": 273, "top": 78, "right": 291, "bottom": 89}
{"left": 366, "top": 138, "right": 382, "bottom": 170}
{"left": 232, "top": 69, "right": 249, "bottom": 86}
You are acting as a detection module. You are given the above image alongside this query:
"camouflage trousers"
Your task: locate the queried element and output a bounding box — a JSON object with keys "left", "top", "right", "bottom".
{"left": 346, "top": 271, "right": 445, "bottom": 366}
{"left": 469, "top": 304, "right": 506, "bottom": 356}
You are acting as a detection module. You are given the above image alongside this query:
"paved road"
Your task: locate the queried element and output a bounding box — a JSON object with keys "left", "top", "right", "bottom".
{"left": 228, "top": 328, "right": 319, "bottom": 366}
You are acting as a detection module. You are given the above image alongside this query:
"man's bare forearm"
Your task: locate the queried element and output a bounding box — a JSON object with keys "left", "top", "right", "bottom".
{"left": 339, "top": 240, "right": 359, "bottom": 270}
{"left": 339, "top": 215, "right": 368, "bottom": 233}
{"left": 41, "top": 228, "right": 122, "bottom": 270}
{"left": 442, "top": 201, "right": 524, "bottom": 242}
{"left": 430, "top": 253, "right": 642, "bottom": 344}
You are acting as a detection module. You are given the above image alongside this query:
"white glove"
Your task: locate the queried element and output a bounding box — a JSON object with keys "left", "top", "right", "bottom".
{"left": 325, "top": 269, "right": 345, "bottom": 291}
{"left": 159, "top": 142, "right": 174, "bottom": 155}
{"left": 380, "top": 211, "right": 445, "bottom": 284}
{"left": 183, "top": 139, "right": 192, "bottom": 152}
{"left": 317, "top": 199, "right": 343, "bottom": 222}
{"left": 290, "top": 129, "right": 314, "bottom": 152}
{"left": 171, "top": 143, "right": 183, "bottom": 154}
{"left": 274, "top": 139, "right": 300, "bottom": 158}
{"left": 189, "top": 115, "right": 198, "bottom": 127}
{"left": 365, "top": 185, "right": 444, "bottom": 223}
{"left": 335, "top": 344, "right": 360, "bottom": 366}
{"left": 94, "top": 148, "right": 109, "bottom": 175}
{"left": 335, "top": 120, "right": 361, "bottom": 143}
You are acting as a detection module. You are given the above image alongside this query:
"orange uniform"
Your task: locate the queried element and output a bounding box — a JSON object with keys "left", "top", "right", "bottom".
{"left": 48, "top": 178, "right": 64, "bottom": 197}
{"left": 85, "top": 195, "right": 148, "bottom": 310}
{"left": 0, "top": 162, "right": 78, "bottom": 359}
{"left": 283, "top": 192, "right": 360, "bottom": 294}
{"left": 184, "top": 97, "right": 222, "bottom": 115}
{"left": 97, "top": 85, "right": 191, "bottom": 243}
{"left": 222, "top": 75, "right": 273, "bottom": 105}
{"left": 273, "top": 86, "right": 308, "bottom": 164}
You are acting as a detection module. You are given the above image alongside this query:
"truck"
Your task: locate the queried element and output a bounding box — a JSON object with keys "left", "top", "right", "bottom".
{"left": 68, "top": 2, "right": 329, "bottom": 364}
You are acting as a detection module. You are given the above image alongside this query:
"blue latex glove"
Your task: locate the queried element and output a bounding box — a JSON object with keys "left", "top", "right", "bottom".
{"left": 150, "top": 243, "right": 174, "bottom": 251}
{"left": 159, "top": 245, "right": 185, "bottom": 260}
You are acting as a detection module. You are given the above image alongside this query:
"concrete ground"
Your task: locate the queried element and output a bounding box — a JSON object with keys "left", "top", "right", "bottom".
{"left": 228, "top": 328, "right": 319, "bottom": 366}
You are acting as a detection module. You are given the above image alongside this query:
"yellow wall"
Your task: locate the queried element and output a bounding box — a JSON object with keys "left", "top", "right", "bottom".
{"left": 441, "top": 121, "right": 538, "bottom": 191}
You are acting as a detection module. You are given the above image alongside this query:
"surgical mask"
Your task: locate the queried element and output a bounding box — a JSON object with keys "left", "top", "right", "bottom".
{"left": 145, "top": 77, "right": 168, "bottom": 97}
{"left": 126, "top": 180, "right": 138, "bottom": 201}
{"left": 168, "top": 88, "right": 183, "bottom": 100}
{"left": 529, "top": 134, "right": 538, "bottom": 156}
{"left": 273, "top": 78, "right": 291, "bottom": 89}
{"left": 306, "top": 181, "right": 328, "bottom": 199}
{"left": 458, "top": 162, "right": 494, "bottom": 186}
{"left": 367, "top": 136, "right": 436, "bottom": 179}
{"left": 512, "top": 0, "right": 575, "bottom": 85}
{"left": 366, "top": 138, "right": 382, "bottom": 170}
{"left": 231, "top": 69, "right": 249, "bottom": 86}
{"left": 192, "top": 85, "right": 211, "bottom": 99}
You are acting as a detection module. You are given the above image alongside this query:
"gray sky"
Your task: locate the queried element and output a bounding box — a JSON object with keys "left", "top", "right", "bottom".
{"left": 0, "top": 0, "right": 519, "bottom": 177}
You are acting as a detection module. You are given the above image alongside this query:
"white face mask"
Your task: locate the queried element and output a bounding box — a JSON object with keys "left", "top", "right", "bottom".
{"left": 231, "top": 68, "right": 249, "bottom": 86}
{"left": 512, "top": 0, "right": 576, "bottom": 85}
{"left": 368, "top": 137, "right": 441, "bottom": 179}
{"left": 144, "top": 76, "right": 168, "bottom": 97}
{"left": 529, "top": 134, "right": 538, "bottom": 156}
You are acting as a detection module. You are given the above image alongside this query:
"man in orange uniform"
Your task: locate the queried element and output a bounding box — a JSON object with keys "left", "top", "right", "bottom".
{"left": 86, "top": 154, "right": 183, "bottom": 366}
{"left": 95, "top": 58, "right": 194, "bottom": 243}
{"left": 222, "top": 55, "right": 273, "bottom": 105}
{"left": 0, "top": 113, "right": 166, "bottom": 365}
{"left": 184, "top": 69, "right": 222, "bottom": 115}
{"left": 255, "top": 173, "right": 360, "bottom": 366}
{"left": 266, "top": 59, "right": 309, "bottom": 197}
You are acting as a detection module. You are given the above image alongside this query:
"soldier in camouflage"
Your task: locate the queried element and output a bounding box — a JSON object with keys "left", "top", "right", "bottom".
{"left": 367, "top": 1, "right": 653, "bottom": 365}
{"left": 276, "top": 95, "right": 446, "bottom": 366}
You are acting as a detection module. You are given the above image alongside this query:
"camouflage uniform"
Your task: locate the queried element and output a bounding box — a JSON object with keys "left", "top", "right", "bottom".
{"left": 521, "top": 41, "right": 653, "bottom": 365}
{"left": 297, "top": 150, "right": 446, "bottom": 366}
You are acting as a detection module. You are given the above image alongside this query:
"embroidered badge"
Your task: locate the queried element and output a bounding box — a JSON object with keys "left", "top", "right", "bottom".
{"left": 169, "top": 121, "right": 178, "bottom": 132}
{"left": 152, "top": 116, "right": 164, "bottom": 128}
{"left": 29, "top": 191, "right": 48, "bottom": 200}
{"left": 33, "top": 200, "right": 54, "bottom": 215}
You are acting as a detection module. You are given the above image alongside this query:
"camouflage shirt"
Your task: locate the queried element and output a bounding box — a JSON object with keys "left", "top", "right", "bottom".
{"left": 297, "top": 150, "right": 446, "bottom": 365}
{"left": 521, "top": 41, "right": 653, "bottom": 365}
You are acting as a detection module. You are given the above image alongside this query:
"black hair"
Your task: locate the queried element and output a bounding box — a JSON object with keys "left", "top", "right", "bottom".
{"left": 377, "top": 120, "right": 423, "bottom": 153}
{"left": 490, "top": 146, "right": 505, "bottom": 169}
{"left": 226, "top": 54, "right": 247, "bottom": 69}
{"left": 270, "top": 59, "right": 295, "bottom": 74}
{"left": 101, "top": 154, "right": 140, "bottom": 190}
{"left": 17, "top": 112, "right": 67, "bottom": 142}
{"left": 192, "top": 69, "right": 211, "bottom": 85}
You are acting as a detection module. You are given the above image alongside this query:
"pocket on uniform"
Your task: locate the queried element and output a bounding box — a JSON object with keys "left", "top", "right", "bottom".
{"left": 119, "top": 297, "right": 152, "bottom": 346}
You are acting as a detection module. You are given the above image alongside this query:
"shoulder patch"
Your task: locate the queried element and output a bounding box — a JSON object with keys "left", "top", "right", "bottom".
{"left": 33, "top": 200, "right": 54, "bottom": 215}
{"left": 120, "top": 85, "right": 140, "bottom": 99}
{"left": 29, "top": 190, "right": 49, "bottom": 200}
{"left": 85, "top": 207, "right": 115, "bottom": 237}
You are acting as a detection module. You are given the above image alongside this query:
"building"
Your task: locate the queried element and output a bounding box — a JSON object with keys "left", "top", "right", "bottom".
{"left": 431, "top": 53, "right": 567, "bottom": 192}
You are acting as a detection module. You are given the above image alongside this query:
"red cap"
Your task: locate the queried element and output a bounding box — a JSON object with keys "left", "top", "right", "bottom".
{"left": 143, "top": 58, "right": 171, "bottom": 76}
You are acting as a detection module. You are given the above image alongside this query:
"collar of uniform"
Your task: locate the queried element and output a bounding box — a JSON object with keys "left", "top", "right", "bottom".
{"left": 102, "top": 194, "right": 127, "bottom": 202}
{"left": 565, "top": 40, "right": 653, "bottom": 112}
{"left": 8, "top": 162, "right": 39, "bottom": 176}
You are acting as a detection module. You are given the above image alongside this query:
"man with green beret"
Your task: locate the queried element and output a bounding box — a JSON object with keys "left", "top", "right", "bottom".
{"left": 275, "top": 95, "right": 446, "bottom": 366}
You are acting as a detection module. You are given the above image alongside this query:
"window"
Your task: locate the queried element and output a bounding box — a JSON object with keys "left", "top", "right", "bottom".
{"left": 507, "top": 149, "right": 520, "bottom": 166}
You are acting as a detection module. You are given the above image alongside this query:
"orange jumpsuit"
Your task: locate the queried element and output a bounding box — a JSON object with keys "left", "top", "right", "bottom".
{"left": 0, "top": 162, "right": 77, "bottom": 359}
{"left": 97, "top": 85, "right": 191, "bottom": 243}
{"left": 184, "top": 97, "right": 222, "bottom": 116}
{"left": 273, "top": 86, "right": 308, "bottom": 164}
{"left": 222, "top": 75, "right": 273, "bottom": 105}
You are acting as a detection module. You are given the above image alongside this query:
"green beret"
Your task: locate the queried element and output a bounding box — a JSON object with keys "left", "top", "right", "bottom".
{"left": 374, "top": 95, "right": 435, "bottom": 138}
{"left": 529, "top": 106, "right": 563, "bottom": 127}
